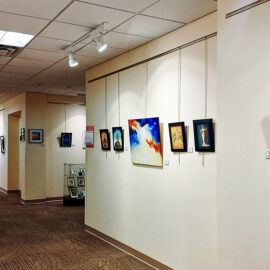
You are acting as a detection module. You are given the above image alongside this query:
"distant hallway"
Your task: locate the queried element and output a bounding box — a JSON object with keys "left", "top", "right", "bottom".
{"left": 0, "top": 193, "right": 153, "bottom": 270}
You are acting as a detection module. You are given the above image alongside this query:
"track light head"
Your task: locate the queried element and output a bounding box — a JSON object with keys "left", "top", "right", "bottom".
{"left": 94, "top": 36, "right": 107, "bottom": 53}
{"left": 68, "top": 52, "right": 78, "bottom": 67}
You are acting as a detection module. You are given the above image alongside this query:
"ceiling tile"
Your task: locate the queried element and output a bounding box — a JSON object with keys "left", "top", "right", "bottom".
{"left": 43, "top": 87, "right": 71, "bottom": 95}
{"left": 142, "top": 0, "right": 217, "bottom": 23}
{"left": 0, "top": 72, "right": 30, "bottom": 82}
{"left": 58, "top": 55, "right": 105, "bottom": 69}
{"left": 40, "top": 22, "right": 91, "bottom": 42}
{"left": 0, "top": 56, "right": 11, "bottom": 65}
{"left": 28, "top": 37, "right": 78, "bottom": 52}
{"left": 57, "top": 1, "right": 132, "bottom": 30}
{"left": 9, "top": 58, "right": 54, "bottom": 69}
{"left": 0, "top": 0, "right": 71, "bottom": 20}
{"left": 103, "top": 31, "right": 152, "bottom": 50}
{"left": 80, "top": 0, "right": 157, "bottom": 12}
{"left": 1, "top": 65, "right": 43, "bottom": 75}
{"left": 77, "top": 44, "right": 126, "bottom": 59}
{"left": 0, "top": 11, "right": 49, "bottom": 35}
{"left": 18, "top": 49, "right": 65, "bottom": 62}
{"left": 115, "top": 15, "right": 184, "bottom": 38}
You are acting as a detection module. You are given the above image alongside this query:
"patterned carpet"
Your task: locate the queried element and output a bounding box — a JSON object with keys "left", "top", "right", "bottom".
{"left": 0, "top": 193, "right": 153, "bottom": 270}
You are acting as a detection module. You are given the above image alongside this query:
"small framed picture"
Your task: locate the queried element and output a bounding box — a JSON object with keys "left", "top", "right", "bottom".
{"left": 0, "top": 136, "right": 5, "bottom": 154}
{"left": 67, "top": 177, "right": 76, "bottom": 187}
{"left": 168, "top": 122, "right": 187, "bottom": 152}
{"left": 112, "top": 127, "right": 124, "bottom": 151}
{"left": 69, "top": 187, "right": 79, "bottom": 198}
{"left": 60, "top": 133, "right": 72, "bottom": 147}
{"left": 29, "top": 129, "right": 44, "bottom": 143}
{"left": 77, "top": 177, "right": 85, "bottom": 187}
{"left": 99, "top": 129, "right": 110, "bottom": 150}
{"left": 193, "top": 119, "right": 215, "bottom": 152}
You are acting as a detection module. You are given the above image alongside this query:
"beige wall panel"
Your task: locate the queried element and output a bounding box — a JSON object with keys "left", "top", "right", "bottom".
{"left": 217, "top": 1, "right": 270, "bottom": 269}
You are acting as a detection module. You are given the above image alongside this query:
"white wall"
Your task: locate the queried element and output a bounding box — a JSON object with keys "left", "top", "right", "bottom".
{"left": 217, "top": 1, "right": 270, "bottom": 269}
{"left": 46, "top": 103, "right": 86, "bottom": 198}
{"left": 86, "top": 33, "right": 217, "bottom": 269}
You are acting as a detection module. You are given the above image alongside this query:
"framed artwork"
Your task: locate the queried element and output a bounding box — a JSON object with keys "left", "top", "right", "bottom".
{"left": 168, "top": 122, "right": 187, "bottom": 152}
{"left": 193, "top": 119, "right": 215, "bottom": 152}
{"left": 67, "top": 177, "right": 76, "bottom": 187}
{"left": 69, "top": 187, "right": 79, "bottom": 199}
{"left": 0, "top": 136, "right": 5, "bottom": 154}
{"left": 20, "top": 128, "right": 25, "bottom": 142}
{"left": 28, "top": 129, "right": 43, "bottom": 143}
{"left": 112, "top": 127, "right": 124, "bottom": 151}
{"left": 77, "top": 177, "right": 85, "bottom": 187}
{"left": 99, "top": 129, "right": 110, "bottom": 150}
{"left": 60, "top": 133, "right": 72, "bottom": 147}
{"left": 128, "top": 117, "right": 162, "bottom": 167}
{"left": 86, "top": 125, "right": 94, "bottom": 148}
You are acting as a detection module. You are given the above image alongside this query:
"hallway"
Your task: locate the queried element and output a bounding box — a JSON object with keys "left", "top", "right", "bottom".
{"left": 0, "top": 193, "right": 153, "bottom": 270}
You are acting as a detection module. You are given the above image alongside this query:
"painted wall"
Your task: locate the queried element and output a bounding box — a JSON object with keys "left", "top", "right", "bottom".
{"left": 217, "top": 1, "right": 270, "bottom": 269}
{"left": 85, "top": 13, "right": 217, "bottom": 270}
{"left": 0, "top": 93, "right": 86, "bottom": 200}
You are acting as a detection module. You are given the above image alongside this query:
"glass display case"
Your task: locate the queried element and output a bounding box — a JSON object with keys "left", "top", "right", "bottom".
{"left": 63, "top": 163, "right": 86, "bottom": 206}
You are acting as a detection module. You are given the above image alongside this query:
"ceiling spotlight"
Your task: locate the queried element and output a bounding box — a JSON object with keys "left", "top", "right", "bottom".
{"left": 94, "top": 36, "right": 107, "bottom": 53}
{"left": 68, "top": 52, "right": 78, "bottom": 67}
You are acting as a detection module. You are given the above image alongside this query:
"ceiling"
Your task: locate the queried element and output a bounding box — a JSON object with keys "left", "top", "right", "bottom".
{"left": 0, "top": 0, "right": 216, "bottom": 103}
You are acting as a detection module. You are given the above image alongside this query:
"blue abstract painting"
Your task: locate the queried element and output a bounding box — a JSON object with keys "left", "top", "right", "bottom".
{"left": 128, "top": 117, "right": 162, "bottom": 167}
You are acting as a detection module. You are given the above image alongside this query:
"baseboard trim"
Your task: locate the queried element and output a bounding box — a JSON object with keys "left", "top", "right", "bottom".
{"left": 8, "top": 190, "right": 21, "bottom": 194}
{"left": 21, "top": 196, "right": 63, "bottom": 205}
{"left": 85, "top": 225, "right": 173, "bottom": 270}
{"left": 0, "top": 187, "right": 7, "bottom": 194}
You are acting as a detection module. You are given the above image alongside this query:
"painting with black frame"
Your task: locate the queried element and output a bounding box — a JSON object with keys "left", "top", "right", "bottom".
{"left": 112, "top": 127, "right": 124, "bottom": 151}
{"left": 0, "top": 136, "right": 5, "bottom": 154}
{"left": 193, "top": 118, "right": 215, "bottom": 152}
{"left": 99, "top": 129, "right": 111, "bottom": 150}
{"left": 168, "top": 122, "right": 187, "bottom": 152}
{"left": 60, "top": 133, "right": 72, "bottom": 147}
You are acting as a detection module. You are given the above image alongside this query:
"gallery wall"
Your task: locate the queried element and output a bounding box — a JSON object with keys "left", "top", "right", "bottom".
{"left": 85, "top": 13, "right": 217, "bottom": 270}
{"left": 0, "top": 92, "right": 86, "bottom": 200}
{"left": 217, "top": 1, "right": 270, "bottom": 269}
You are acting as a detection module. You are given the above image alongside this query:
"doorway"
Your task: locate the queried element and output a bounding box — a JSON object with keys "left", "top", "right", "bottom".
{"left": 8, "top": 111, "right": 20, "bottom": 192}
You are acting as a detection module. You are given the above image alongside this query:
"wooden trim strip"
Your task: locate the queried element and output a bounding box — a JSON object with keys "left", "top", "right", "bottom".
{"left": 21, "top": 196, "right": 63, "bottom": 205}
{"left": 7, "top": 190, "right": 21, "bottom": 194}
{"left": 85, "top": 225, "right": 173, "bottom": 270}
{"left": 0, "top": 187, "right": 7, "bottom": 194}
{"left": 226, "top": 0, "right": 270, "bottom": 18}
{"left": 88, "top": 32, "right": 217, "bottom": 84}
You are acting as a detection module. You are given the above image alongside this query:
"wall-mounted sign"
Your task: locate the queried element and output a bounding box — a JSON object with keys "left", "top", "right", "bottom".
{"left": 86, "top": 125, "right": 94, "bottom": 148}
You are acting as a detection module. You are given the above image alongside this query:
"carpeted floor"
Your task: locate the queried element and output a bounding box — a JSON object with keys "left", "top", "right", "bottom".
{"left": 0, "top": 193, "right": 153, "bottom": 270}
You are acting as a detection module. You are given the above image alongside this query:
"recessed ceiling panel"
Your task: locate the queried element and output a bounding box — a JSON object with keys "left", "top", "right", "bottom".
{"left": 115, "top": 15, "right": 184, "bottom": 38}
{"left": 57, "top": 2, "right": 133, "bottom": 30}
{"left": 0, "top": 0, "right": 71, "bottom": 19}
{"left": 18, "top": 49, "right": 65, "bottom": 62}
{"left": 0, "top": 11, "right": 49, "bottom": 35}
{"left": 1, "top": 65, "right": 43, "bottom": 75}
{"left": 28, "top": 37, "right": 82, "bottom": 52}
{"left": 40, "top": 22, "right": 91, "bottom": 42}
{"left": 80, "top": 0, "right": 158, "bottom": 12}
{"left": 10, "top": 58, "right": 54, "bottom": 69}
{"left": 142, "top": 0, "right": 217, "bottom": 23}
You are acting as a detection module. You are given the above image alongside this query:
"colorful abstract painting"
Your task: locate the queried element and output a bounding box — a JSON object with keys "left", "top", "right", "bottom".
{"left": 128, "top": 117, "right": 162, "bottom": 167}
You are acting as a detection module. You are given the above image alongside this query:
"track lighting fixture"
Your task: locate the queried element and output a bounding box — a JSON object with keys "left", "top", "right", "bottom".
{"left": 66, "top": 47, "right": 78, "bottom": 67}
{"left": 65, "top": 23, "right": 108, "bottom": 68}
{"left": 94, "top": 36, "right": 107, "bottom": 53}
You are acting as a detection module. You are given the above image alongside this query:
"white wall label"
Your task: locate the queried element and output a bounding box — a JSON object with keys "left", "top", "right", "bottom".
{"left": 164, "top": 160, "right": 169, "bottom": 166}
{"left": 188, "top": 147, "right": 193, "bottom": 153}
{"left": 265, "top": 151, "right": 270, "bottom": 159}
{"left": 124, "top": 146, "right": 128, "bottom": 151}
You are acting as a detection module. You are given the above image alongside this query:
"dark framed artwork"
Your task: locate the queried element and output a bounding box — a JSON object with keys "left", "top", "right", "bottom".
{"left": 67, "top": 177, "right": 76, "bottom": 187}
{"left": 0, "top": 136, "right": 5, "bottom": 154}
{"left": 112, "top": 127, "right": 124, "bottom": 151}
{"left": 28, "top": 129, "right": 44, "bottom": 143}
{"left": 193, "top": 119, "right": 215, "bottom": 152}
{"left": 20, "top": 128, "right": 25, "bottom": 142}
{"left": 77, "top": 177, "right": 85, "bottom": 187}
{"left": 99, "top": 129, "right": 110, "bottom": 150}
{"left": 60, "top": 133, "right": 72, "bottom": 147}
{"left": 168, "top": 122, "right": 187, "bottom": 152}
{"left": 69, "top": 187, "right": 79, "bottom": 199}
